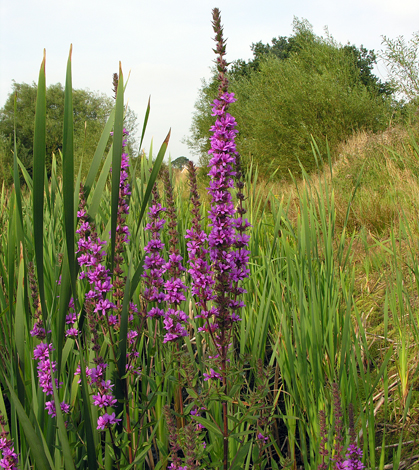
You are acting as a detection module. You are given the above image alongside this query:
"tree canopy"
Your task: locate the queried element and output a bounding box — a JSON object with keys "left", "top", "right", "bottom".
{"left": 0, "top": 81, "right": 137, "bottom": 185}
{"left": 186, "top": 18, "right": 393, "bottom": 179}
{"left": 171, "top": 156, "right": 190, "bottom": 170}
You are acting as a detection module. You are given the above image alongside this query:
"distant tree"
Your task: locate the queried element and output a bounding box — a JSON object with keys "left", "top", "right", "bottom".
{"left": 380, "top": 31, "right": 419, "bottom": 102}
{"left": 0, "top": 81, "right": 138, "bottom": 185}
{"left": 186, "top": 18, "right": 392, "bottom": 178}
{"left": 171, "top": 156, "right": 190, "bottom": 170}
{"left": 343, "top": 44, "right": 393, "bottom": 96}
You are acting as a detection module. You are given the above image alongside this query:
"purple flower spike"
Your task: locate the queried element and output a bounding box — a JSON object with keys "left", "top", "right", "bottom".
{"left": 188, "top": 7, "right": 250, "bottom": 364}
{"left": 0, "top": 412, "right": 19, "bottom": 470}
{"left": 342, "top": 445, "right": 364, "bottom": 470}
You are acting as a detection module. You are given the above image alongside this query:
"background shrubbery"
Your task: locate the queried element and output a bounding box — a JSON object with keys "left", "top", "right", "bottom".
{"left": 187, "top": 19, "right": 396, "bottom": 179}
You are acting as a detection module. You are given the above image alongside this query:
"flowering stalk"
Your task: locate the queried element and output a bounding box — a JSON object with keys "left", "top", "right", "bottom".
{"left": 188, "top": 8, "right": 250, "bottom": 470}
{"left": 76, "top": 184, "right": 121, "bottom": 435}
{"left": 143, "top": 183, "right": 167, "bottom": 317}
{"left": 162, "top": 168, "right": 189, "bottom": 427}
{"left": 29, "top": 262, "right": 70, "bottom": 419}
{"left": 332, "top": 383, "right": 344, "bottom": 468}
{"left": 342, "top": 404, "right": 364, "bottom": 470}
{"left": 318, "top": 386, "right": 365, "bottom": 469}
{"left": 318, "top": 410, "right": 328, "bottom": 470}
{"left": 0, "top": 412, "right": 18, "bottom": 470}
{"left": 185, "top": 161, "right": 216, "bottom": 330}
{"left": 161, "top": 168, "right": 188, "bottom": 344}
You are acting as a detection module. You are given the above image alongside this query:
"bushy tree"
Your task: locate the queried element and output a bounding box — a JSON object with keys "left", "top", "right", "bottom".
{"left": 187, "top": 18, "right": 392, "bottom": 179}
{"left": 380, "top": 31, "right": 419, "bottom": 102}
{"left": 171, "top": 156, "right": 190, "bottom": 169}
{"left": 0, "top": 81, "right": 138, "bottom": 185}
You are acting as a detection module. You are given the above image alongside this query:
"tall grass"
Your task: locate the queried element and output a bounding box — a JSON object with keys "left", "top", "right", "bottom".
{"left": 2, "top": 47, "right": 419, "bottom": 470}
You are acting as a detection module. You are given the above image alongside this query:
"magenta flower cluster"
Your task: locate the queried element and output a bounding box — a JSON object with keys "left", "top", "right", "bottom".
{"left": 142, "top": 182, "right": 189, "bottom": 343}
{"left": 342, "top": 445, "right": 364, "bottom": 470}
{"left": 31, "top": 324, "right": 70, "bottom": 418}
{"left": 0, "top": 437, "right": 18, "bottom": 470}
{"left": 208, "top": 90, "right": 250, "bottom": 304}
{"left": 75, "top": 128, "right": 137, "bottom": 431}
{"left": 184, "top": 90, "right": 250, "bottom": 382}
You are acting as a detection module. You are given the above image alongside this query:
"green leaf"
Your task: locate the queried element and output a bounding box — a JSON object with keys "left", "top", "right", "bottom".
{"left": 51, "top": 368, "right": 76, "bottom": 470}
{"left": 110, "top": 63, "right": 124, "bottom": 276}
{"left": 186, "top": 388, "right": 198, "bottom": 399}
{"left": 87, "top": 145, "right": 112, "bottom": 220}
{"left": 124, "top": 444, "right": 152, "bottom": 470}
{"left": 78, "top": 353, "right": 99, "bottom": 470}
{"left": 62, "top": 45, "right": 77, "bottom": 312}
{"left": 138, "top": 96, "right": 150, "bottom": 152}
{"left": 193, "top": 416, "right": 223, "bottom": 437}
{"left": 229, "top": 440, "right": 252, "bottom": 470}
{"left": 32, "top": 50, "right": 47, "bottom": 320}
{"left": 83, "top": 108, "right": 115, "bottom": 199}
{"left": 134, "top": 129, "right": 171, "bottom": 239}
{"left": 4, "top": 376, "right": 52, "bottom": 470}
{"left": 14, "top": 257, "right": 25, "bottom": 364}
{"left": 17, "top": 156, "right": 33, "bottom": 190}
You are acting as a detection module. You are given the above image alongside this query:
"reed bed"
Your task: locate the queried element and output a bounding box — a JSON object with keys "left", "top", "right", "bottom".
{"left": 2, "top": 15, "right": 419, "bottom": 470}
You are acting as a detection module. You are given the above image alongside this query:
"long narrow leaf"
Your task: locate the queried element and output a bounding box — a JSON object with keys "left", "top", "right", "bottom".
{"left": 32, "top": 50, "right": 47, "bottom": 319}
{"left": 62, "top": 45, "right": 77, "bottom": 313}
{"left": 4, "top": 376, "right": 52, "bottom": 470}
{"left": 110, "top": 63, "right": 124, "bottom": 276}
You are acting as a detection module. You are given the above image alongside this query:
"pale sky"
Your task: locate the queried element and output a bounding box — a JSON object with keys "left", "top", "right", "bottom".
{"left": 0, "top": 0, "right": 418, "bottom": 162}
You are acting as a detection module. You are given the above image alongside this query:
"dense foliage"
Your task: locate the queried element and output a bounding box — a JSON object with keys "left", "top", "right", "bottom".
{"left": 380, "top": 30, "right": 419, "bottom": 102}
{"left": 187, "top": 18, "right": 393, "bottom": 178}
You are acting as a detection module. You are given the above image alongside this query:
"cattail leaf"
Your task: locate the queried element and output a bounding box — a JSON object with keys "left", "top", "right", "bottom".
{"left": 138, "top": 95, "right": 150, "bottom": 152}
{"left": 114, "top": 261, "right": 132, "bottom": 437}
{"left": 17, "top": 156, "right": 33, "bottom": 190}
{"left": 4, "top": 376, "right": 52, "bottom": 470}
{"left": 13, "top": 94, "right": 24, "bottom": 244}
{"left": 56, "top": 251, "right": 72, "bottom": 374}
{"left": 110, "top": 63, "right": 124, "bottom": 276}
{"left": 7, "top": 191, "right": 16, "bottom": 342}
{"left": 78, "top": 353, "right": 98, "bottom": 470}
{"left": 84, "top": 108, "right": 115, "bottom": 199}
{"left": 134, "top": 129, "right": 171, "bottom": 239}
{"left": 51, "top": 365, "right": 76, "bottom": 470}
{"left": 129, "top": 253, "right": 144, "bottom": 299}
{"left": 51, "top": 153, "right": 57, "bottom": 209}
{"left": 32, "top": 50, "right": 47, "bottom": 320}
{"left": 62, "top": 45, "right": 77, "bottom": 312}
{"left": 14, "top": 255, "right": 25, "bottom": 365}
{"left": 87, "top": 145, "right": 112, "bottom": 220}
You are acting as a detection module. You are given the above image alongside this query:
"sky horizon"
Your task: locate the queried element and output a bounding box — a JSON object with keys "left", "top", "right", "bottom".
{"left": 1, "top": 0, "right": 418, "bottom": 163}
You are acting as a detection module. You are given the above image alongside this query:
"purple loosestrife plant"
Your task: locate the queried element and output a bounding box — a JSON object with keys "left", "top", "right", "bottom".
{"left": 203, "top": 8, "right": 250, "bottom": 376}
{"left": 111, "top": 128, "right": 131, "bottom": 318}
{"left": 28, "top": 263, "right": 70, "bottom": 418}
{"left": 161, "top": 168, "right": 188, "bottom": 343}
{"left": 143, "top": 183, "right": 167, "bottom": 317}
{"left": 317, "top": 386, "right": 365, "bottom": 469}
{"left": 185, "top": 161, "right": 216, "bottom": 328}
{"left": 332, "top": 383, "right": 344, "bottom": 469}
{"left": 0, "top": 413, "right": 18, "bottom": 470}
{"left": 185, "top": 9, "right": 251, "bottom": 470}
{"left": 110, "top": 128, "right": 142, "bottom": 376}
{"left": 76, "top": 184, "right": 120, "bottom": 432}
{"left": 318, "top": 410, "right": 329, "bottom": 470}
